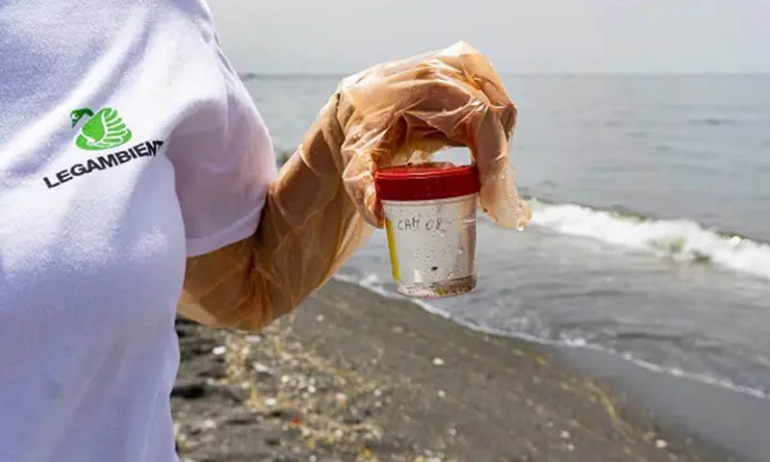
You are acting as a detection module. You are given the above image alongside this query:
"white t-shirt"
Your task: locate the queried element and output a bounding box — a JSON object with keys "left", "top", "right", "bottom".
{"left": 0, "top": 1, "right": 276, "bottom": 461}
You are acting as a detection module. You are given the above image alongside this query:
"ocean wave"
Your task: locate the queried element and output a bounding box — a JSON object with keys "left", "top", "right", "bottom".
{"left": 331, "top": 272, "right": 769, "bottom": 400}
{"left": 529, "top": 200, "right": 770, "bottom": 281}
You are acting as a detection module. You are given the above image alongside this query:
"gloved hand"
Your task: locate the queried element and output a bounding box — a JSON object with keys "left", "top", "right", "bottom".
{"left": 178, "top": 42, "right": 531, "bottom": 331}
{"left": 339, "top": 41, "right": 530, "bottom": 229}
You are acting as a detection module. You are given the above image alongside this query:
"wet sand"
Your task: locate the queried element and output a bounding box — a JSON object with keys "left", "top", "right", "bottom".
{"left": 172, "top": 280, "right": 737, "bottom": 462}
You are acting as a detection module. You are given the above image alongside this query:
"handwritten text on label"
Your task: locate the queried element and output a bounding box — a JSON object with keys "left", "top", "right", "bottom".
{"left": 397, "top": 216, "right": 447, "bottom": 232}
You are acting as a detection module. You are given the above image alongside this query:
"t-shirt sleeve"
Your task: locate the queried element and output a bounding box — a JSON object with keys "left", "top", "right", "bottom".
{"left": 167, "top": 45, "right": 277, "bottom": 258}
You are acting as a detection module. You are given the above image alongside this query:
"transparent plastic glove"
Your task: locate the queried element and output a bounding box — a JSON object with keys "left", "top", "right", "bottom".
{"left": 340, "top": 41, "right": 531, "bottom": 228}
{"left": 177, "top": 42, "right": 530, "bottom": 330}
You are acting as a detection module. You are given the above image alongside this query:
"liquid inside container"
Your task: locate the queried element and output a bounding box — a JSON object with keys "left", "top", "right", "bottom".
{"left": 375, "top": 164, "right": 480, "bottom": 298}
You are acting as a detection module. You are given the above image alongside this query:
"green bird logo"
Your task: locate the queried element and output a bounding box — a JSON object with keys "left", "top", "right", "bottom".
{"left": 70, "top": 107, "right": 132, "bottom": 151}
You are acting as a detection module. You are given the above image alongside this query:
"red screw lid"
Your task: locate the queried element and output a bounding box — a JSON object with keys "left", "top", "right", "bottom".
{"left": 374, "top": 163, "right": 481, "bottom": 202}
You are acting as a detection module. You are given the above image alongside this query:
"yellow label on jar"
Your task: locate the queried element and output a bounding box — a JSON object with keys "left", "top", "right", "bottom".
{"left": 385, "top": 218, "right": 400, "bottom": 282}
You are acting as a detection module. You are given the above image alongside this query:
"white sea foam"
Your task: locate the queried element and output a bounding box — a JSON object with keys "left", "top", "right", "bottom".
{"left": 530, "top": 200, "right": 770, "bottom": 281}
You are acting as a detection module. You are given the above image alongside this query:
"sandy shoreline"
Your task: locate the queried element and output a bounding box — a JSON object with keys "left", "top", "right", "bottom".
{"left": 172, "top": 280, "right": 737, "bottom": 462}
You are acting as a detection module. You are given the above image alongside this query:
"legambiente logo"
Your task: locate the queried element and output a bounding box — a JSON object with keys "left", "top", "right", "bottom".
{"left": 43, "top": 107, "right": 164, "bottom": 189}
{"left": 71, "top": 107, "right": 133, "bottom": 150}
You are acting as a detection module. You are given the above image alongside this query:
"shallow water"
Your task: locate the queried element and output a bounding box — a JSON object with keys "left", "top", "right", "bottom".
{"left": 243, "top": 75, "right": 770, "bottom": 399}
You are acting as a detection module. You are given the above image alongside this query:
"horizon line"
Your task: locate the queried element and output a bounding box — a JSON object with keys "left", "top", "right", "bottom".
{"left": 239, "top": 71, "right": 770, "bottom": 78}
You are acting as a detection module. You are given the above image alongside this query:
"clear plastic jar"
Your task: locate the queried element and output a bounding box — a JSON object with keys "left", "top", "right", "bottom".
{"left": 375, "top": 164, "right": 480, "bottom": 298}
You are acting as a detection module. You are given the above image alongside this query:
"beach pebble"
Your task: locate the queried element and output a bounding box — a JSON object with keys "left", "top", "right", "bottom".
{"left": 225, "top": 411, "right": 255, "bottom": 425}
{"left": 335, "top": 393, "right": 348, "bottom": 405}
{"left": 447, "top": 427, "right": 457, "bottom": 437}
{"left": 566, "top": 443, "right": 575, "bottom": 452}
{"left": 437, "top": 390, "right": 446, "bottom": 399}
{"left": 309, "top": 456, "right": 317, "bottom": 462}
{"left": 265, "top": 397, "right": 277, "bottom": 407}
{"left": 432, "top": 357, "right": 445, "bottom": 366}
{"left": 171, "top": 380, "right": 207, "bottom": 399}
{"left": 316, "top": 315, "right": 325, "bottom": 322}
{"left": 244, "top": 335, "right": 261, "bottom": 343}
{"left": 212, "top": 346, "right": 226, "bottom": 356}
{"left": 656, "top": 439, "right": 668, "bottom": 449}
{"left": 307, "top": 385, "right": 316, "bottom": 394}
{"left": 264, "top": 435, "right": 280, "bottom": 446}
{"left": 281, "top": 375, "right": 291, "bottom": 384}
{"left": 253, "top": 362, "right": 273, "bottom": 374}
{"left": 202, "top": 419, "right": 216, "bottom": 430}
{"left": 560, "top": 430, "right": 571, "bottom": 440}
{"left": 373, "top": 388, "right": 382, "bottom": 397}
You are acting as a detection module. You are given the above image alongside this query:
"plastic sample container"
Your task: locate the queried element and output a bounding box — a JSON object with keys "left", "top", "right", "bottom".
{"left": 375, "top": 164, "right": 480, "bottom": 298}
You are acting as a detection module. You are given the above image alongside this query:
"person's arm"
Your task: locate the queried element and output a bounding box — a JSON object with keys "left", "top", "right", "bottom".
{"left": 178, "top": 94, "right": 369, "bottom": 330}
{"left": 177, "top": 42, "right": 531, "bottom": 331}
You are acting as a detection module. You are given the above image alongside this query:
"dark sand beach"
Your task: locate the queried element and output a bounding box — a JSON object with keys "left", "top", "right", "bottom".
{"left": 172, "top": 280, "right": 741, "bottom": 462}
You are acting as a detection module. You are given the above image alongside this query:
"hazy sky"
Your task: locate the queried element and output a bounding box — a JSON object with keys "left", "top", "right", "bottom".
{"left": 207, "top": 0, "right": 769, "bottom": 75}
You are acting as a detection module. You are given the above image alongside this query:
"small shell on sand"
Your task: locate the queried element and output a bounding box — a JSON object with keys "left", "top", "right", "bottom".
{"left": 212, "top": 346, "right": 226, "bottom": 356}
